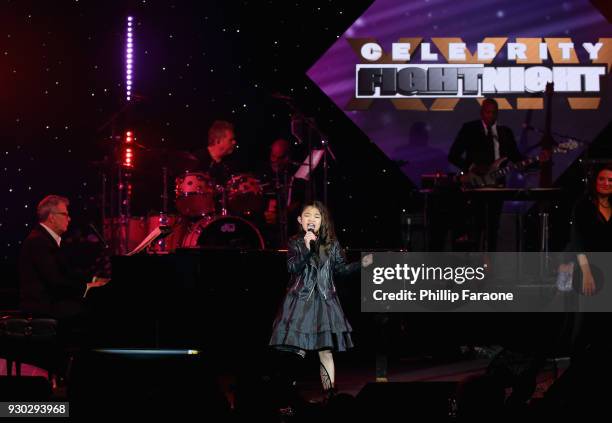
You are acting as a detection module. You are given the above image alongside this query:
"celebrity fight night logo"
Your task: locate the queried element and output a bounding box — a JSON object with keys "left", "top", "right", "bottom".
{"left": 308, "top": 0, "right": 612, "bottom": 186}
{"left": 352, "top": 38, "right": 610, "bottom": 104}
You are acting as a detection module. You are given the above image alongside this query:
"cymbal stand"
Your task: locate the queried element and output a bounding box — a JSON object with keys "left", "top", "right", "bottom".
{"left": 218, "top": 185, "right": 228, "bottom": 216}
{"left": 154, "top": 165, "right": 170, "bottom": 253}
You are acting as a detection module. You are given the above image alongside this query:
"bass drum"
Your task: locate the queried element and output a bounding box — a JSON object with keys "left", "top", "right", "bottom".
{"left": 103, "top": 216, "right": 148, "bottom": 253}
{"left": 181, "top": 215, "right": 265, "bottom": 250}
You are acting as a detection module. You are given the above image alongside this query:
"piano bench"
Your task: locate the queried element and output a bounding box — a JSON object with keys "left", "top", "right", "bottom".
{"left": 0, "top": 313, "right": 63, "bottom": 380}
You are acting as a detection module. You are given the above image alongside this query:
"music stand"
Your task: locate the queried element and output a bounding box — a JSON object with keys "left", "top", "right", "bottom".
{"left": 273, "top": 94, "right": 336, "bottom": 205}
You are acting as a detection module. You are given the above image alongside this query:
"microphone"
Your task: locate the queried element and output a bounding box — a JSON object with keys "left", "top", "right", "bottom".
{"left": 307, "top": 223, "right": 317, "bottom": 252}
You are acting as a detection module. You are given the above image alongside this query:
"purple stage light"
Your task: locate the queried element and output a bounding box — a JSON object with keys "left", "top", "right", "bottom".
{"left": 125, "top": 16, "right": 134, "bottom": 101}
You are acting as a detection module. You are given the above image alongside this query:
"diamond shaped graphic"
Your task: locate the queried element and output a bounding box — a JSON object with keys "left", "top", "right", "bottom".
{"left": 308, "top": 0, "right": 612, "bottom": 187}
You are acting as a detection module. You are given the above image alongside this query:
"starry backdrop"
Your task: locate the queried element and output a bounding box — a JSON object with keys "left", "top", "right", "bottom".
{"left": 1, "top": 0, "right": 417, "bottom": 303}
{"left": 5, "top": 0, "right": 608, "bottom": 305}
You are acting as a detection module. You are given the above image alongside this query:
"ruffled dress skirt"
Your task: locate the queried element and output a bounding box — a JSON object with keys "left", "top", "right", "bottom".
{"left": 269, "top": 289, "right": 354, "bottom": 352}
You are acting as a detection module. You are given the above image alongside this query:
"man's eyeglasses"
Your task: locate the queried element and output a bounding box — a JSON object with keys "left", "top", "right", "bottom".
{"left": 52, "top": 212, "right": 69, "bottom": 217}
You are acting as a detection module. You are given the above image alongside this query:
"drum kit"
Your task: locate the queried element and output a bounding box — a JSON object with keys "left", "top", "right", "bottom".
{"left": 95, "top": 93, "right": 335, "bottom": 254}
{"left": 175, "top": 171, "right": 264, "bottom": 218}
{"left": 101, "top": 148, "right": 266, "bottom": 253}
{"left": 173, "top": 170, "right": 265, "bottom": 250}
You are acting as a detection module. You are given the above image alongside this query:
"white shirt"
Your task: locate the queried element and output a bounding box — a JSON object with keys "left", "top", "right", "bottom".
{"left": 40, "top": 223, "right": 61, "bottom": 247}
{"left": 482, "top": 121, "right": 500, "bottom": 160}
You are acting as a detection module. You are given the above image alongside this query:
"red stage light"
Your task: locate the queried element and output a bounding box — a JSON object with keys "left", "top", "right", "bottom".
{"left": 122, "top": 130, "right": 135, "bottom": 167}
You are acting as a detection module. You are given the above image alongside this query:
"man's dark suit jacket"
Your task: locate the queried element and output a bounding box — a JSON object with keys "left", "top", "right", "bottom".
{"left": 19, "top": 225, "right": 86, "bottom": 319}
{"left": 448, "top": 120, "right": 523, "bottom": 172}
{"left": 193, "top": 147, "right": 242, "bottom": 187}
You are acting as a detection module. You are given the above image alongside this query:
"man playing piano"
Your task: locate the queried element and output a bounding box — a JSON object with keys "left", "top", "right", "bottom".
{"left": 19, "top": 195, "right": 109, "bottom": 322}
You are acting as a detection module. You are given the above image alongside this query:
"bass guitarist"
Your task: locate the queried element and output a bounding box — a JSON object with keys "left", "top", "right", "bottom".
{"left": 448, "top": 98, "right": 549, "bottom": 251}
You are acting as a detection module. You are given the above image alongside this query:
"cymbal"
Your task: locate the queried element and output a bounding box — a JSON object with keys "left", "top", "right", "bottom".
{"left": 89, "top": 149, "right": 201, "bottom": 174}
{"left": 166, "top": 150, "right": 200, "bottom": 173}
{"left": 139, "top": 149, "right": 201, "bottom": 174}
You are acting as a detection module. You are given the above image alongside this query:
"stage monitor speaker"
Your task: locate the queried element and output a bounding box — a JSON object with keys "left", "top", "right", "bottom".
{"left": 68, "top": 349, "right": 229, "bottom": 418}
{"left": 0, "top": 376, "right": 51, "bottom": 401}
{"left": 539, "top": 343, "right": 612, "bottom": 418}
{"left": 356, "top": 382, "right": 457, "bottom": 421}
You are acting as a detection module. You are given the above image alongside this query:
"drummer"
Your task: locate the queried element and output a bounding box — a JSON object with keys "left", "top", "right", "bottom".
{"left": 194, "top": 120, "right": 240, "bottom": 187}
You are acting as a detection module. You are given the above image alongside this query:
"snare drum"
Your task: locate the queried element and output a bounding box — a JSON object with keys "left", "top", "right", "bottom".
{"left": 175, "top": 172, "right": 215, "bottom": 217}
{"left": 225, "top": 173, "right": 264, "bottom": 217}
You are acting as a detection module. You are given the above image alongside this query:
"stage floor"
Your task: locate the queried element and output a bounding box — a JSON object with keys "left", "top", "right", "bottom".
{"left": 1, "top": 351, "right": 570, "bottom": 406}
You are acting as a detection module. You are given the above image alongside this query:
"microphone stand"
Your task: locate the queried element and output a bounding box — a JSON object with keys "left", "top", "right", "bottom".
{"left": 277, "top": 94, "right": 336, "bottom": 206}
{"left": 272, "top": 160, "right": 290, "bottom": 248}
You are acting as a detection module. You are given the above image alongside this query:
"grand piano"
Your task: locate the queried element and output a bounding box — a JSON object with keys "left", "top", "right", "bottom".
{"left": 92, "top": 247, "right": 573, "bottom": 364}
{"left": 90, "top": 249, "right": 289, "bottom": 350}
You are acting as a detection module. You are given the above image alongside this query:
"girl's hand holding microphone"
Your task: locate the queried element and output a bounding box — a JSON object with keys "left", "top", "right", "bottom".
{"left": 304, "top": 223, "right": 317, "bottom": 251}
